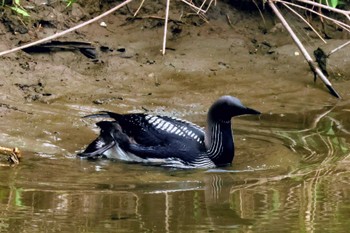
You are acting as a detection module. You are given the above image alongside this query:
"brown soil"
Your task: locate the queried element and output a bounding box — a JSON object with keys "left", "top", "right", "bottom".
{"left": 0, "top": 0, "right": 349, "bottom": 155}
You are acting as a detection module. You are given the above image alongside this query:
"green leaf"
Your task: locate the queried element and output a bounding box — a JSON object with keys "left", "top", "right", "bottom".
{"left": 330, "top": 0, "right": 339, "bottom": 7}
{"left": 15, "top": 188, "right": 23, "bottom": 207}
{"left": 321, "top": 0, "right": 339, "bottom": 8}
{"left": 64, "top": 0, "right": 77, "bottom": 7}
{"left": 10, "top": 6, "right": 30, "bottom": 17}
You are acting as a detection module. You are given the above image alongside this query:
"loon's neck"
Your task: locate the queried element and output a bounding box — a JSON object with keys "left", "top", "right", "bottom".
{"left": 205, "top": 120, "right": 234, "bottom": 166}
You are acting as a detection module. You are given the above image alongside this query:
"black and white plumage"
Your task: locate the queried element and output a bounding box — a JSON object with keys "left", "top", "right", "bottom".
{"left": 78, "top": 96, "right": 260, "bottom": 168}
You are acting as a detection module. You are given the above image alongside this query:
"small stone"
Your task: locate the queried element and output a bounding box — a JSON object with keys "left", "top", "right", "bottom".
{"left": 100, "top": 22, "right": 107, "bottom": 28}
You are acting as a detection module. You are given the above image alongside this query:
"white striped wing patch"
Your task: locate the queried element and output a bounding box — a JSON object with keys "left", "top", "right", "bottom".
{"left": 145, "top": 114, "right": 203, "bottom": 143}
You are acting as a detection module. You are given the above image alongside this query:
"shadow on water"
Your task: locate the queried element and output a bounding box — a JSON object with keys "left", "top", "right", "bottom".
{"left": 0, "top": 102, "right": 350, "bottom": 232}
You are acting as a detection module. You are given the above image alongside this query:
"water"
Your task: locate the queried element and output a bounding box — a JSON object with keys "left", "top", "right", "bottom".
{"left": 0, "top": 100, "right": 349, "bottom": 233}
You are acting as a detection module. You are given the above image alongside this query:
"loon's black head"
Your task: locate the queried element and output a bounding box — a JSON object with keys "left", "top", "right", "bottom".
{"left": 208, "top": 96, "right": 260, "bottom": 122}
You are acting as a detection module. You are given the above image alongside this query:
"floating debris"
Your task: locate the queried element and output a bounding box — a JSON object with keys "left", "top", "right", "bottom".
{"left": 0, "top": 146, "right": 22, "bottom": 166}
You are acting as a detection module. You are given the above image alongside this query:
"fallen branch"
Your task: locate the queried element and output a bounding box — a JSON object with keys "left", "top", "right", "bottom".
{"left": 268, "top": 0, "right": 341, "bottom": 98}
{"left": 0, "top": 0, "right": 134, "bottom": 57}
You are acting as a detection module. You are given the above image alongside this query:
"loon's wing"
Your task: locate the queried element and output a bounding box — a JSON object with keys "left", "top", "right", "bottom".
{"left": 84, "top": 112, "right": 205, "bottom": 146}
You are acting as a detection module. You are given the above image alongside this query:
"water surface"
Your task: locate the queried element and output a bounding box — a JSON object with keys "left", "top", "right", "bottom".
{"left": 1, "top": 99, "right": 349, "bottom": 233}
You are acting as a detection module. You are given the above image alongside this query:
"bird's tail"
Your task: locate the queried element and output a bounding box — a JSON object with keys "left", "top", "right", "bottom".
{"left": 77, "top": 137, "right": 116, "bottom": 159}
{"left": 77, "top": 121, "right": 130, "bottom": 159}
{"left": 77, "top": 121, "right": 117, "bottom": 159}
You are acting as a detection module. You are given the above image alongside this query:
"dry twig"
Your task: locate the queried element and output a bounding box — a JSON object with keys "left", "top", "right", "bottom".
{"left": 328, "top": 40, "right": 350, "bottom": 56}
{"left": 276, "top": 0, "right": 350, "bottom": 33}
{"left": 130, "top": 15, "right": 183, "bottom": 24}
{"left": 162, "top": 0, "right": 171, "bottom": 55}
{"left": 295, "top": 0, "right": 350, "bottom": 21}
{"left": 196, "top": 0, "right": 216, "bottom": 14}
{"left": 281, "top": 2, "right": 326, "bottom": 43}
{"left": 181, "top": 0, "right": 207, "bottom": 14}
{"left": 252, "top": 0, "right": 266, "bottom": 26}
{"left": 226, "top": 14, "right": 233, "bottom": 28}
{"left": 134, "top": 0, "right": 146, "bottom": 16}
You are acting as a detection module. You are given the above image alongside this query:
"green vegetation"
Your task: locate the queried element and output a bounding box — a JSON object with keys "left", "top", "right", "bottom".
{"left": 1, "top": 0, "right": 30, "bottom": 17}
{"left": 1, "top": 0, "right": 77, "bottom": 18}
{"left": 321, "top": 0, "right": 340, "bottom": 8}
{"left": 64, "top": 0, "right": 77, "bottom": 7}
{"left": 321, "top": 0, "right": 350, "bottom": 8}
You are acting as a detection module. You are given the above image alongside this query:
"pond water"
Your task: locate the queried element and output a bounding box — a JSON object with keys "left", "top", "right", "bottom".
{"left": 0, "top": 98, "right": 349, "bottom": 233}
